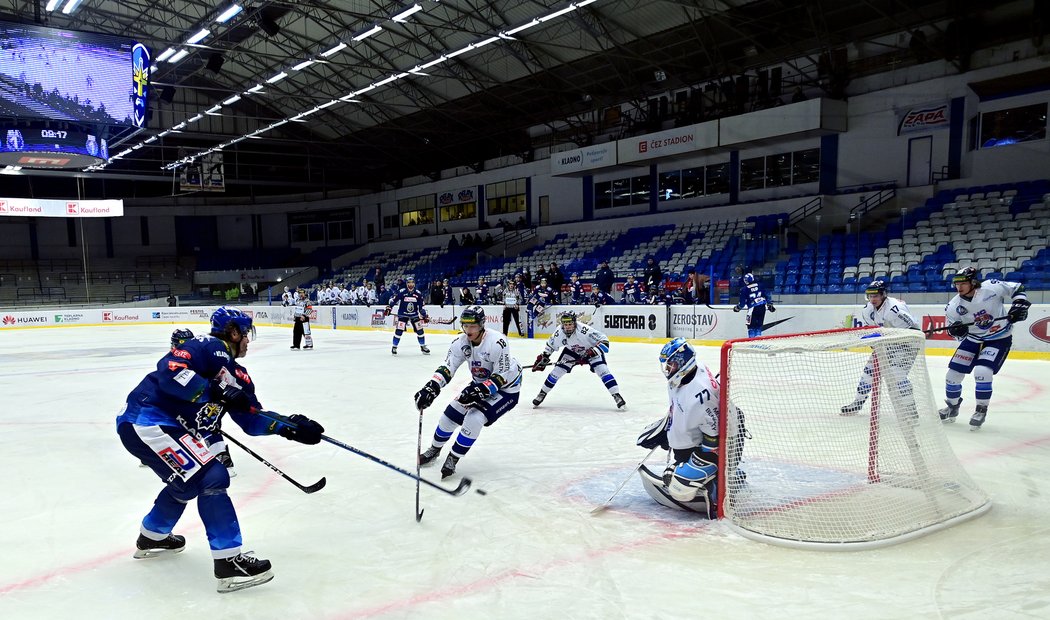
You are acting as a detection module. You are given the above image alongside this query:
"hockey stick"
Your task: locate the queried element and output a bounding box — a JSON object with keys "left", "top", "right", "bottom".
{"left": 218, "top": 430, "right": 326, "bottom": 494}
{"left": 415, "top": 408, "right": 424, "bottom": 522}
{"left": 590, "top": 447, "right": 657, "bottom": 515}
{"left": 922, "top": 315, "right": 1008, "bottom": 335}
{"left": 255, "top": 410, "right": 478, "bottom": 497}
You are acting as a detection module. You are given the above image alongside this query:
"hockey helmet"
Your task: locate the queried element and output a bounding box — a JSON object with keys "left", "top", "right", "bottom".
{"left": 170, "top": 328, "right": 195, "bottom": 350}
{"left": 865, "top": 279, "right": 888, "bottom": 299}
{"left": 952, "top": 267, "right": 980, "bottom": 287}
{"left": 743, "top": 273, "right": 755, "bottom": 285}
{"left": 210, "top": 306, "right": 255, "bottom": 341}
{"left": 559, "top": 310, "right": 578, "bottom": 334}
{"left": 460, "top": 305, "right": 486, "bottom": 328}
{"left": 659, "top": 337, "right": 698, "bottom": 388}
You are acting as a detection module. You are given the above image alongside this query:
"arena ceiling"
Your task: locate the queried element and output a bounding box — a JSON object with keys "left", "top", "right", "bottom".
{"left": 0, "top": 0, "right": 1032, "bottom": 197}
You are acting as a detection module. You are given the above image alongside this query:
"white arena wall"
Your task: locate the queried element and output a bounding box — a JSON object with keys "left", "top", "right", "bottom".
{"left": 3, "top": 303, "right": 1048, "bottom": 360}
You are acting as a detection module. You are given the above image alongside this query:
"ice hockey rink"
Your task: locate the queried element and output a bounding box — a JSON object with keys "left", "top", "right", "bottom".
{"left": 2, "top": 323, "right": 1049, "bottom": 620}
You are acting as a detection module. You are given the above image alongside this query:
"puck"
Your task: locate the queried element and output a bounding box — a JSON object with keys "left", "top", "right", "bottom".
{"left": 475, "top": 489, "right": 487, "bottom": 495}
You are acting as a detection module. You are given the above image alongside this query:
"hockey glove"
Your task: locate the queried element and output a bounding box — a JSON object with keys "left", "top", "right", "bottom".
{"left": 532, "top": 352, "right": 550, "bottom": 372}
{"left": 211, "top": 380, "right": 250, "bottom": 411}
{"left": 947, "top": 322, "right": 969, "bottom": 338}
{"left": 733, "top": 306, "right": 741, "bottom": 313}
{"left": 458, "top": 381, "right": 495, "bottom": 406}
{"left": 278, "top": 414, "right": 325, "bottom": 445}
{"left": 637, "top": 416, "right": 670, "bottom": 451}
{"left": 414, "top": 380, "right": 441, "bottom": 410}
{"left": 383, "top": 308, "right": 391, "bottom": 317}
{"left": 1008, "top": 298, "right": 1031, "bottom": 323}
{"left": 767, "top": 303, "right": 776, "bottom": 313}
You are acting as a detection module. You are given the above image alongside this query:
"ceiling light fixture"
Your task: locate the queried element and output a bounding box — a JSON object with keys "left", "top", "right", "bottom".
{"left": 168, "top": 49, "right": 190, "bottom": 63}
{"left": 215, "top": 5, "right": 242, "bottom": 23}
{"left": 321, "top": 42, "right": 347, "bottom": 57}
{"left": 391, "top": 4, "right": 423, "bottom": 23}
{"left": 186, "top": 29, "right": 211, "bottom": 45}
{"left": 156, "top": 48, "right": 177, "bottom": 62}
{"left": 266, "top": 71, "right": 288, "bottom": 83}
{"left": 292, "top": 59, "right": 316, "bottom": 71}
{"left": 353, "top": 25, "right": 383, "bottom": 41}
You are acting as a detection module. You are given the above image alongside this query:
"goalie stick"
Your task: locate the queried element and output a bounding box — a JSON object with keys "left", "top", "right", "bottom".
{"left": 255, "top": 410, "right": 478, "bottom": 497}
{"left": 218, "top": 430, "right": 326, "bottom": 494}
{"left": 590, "top": 447, "right": 657, "bottom": 515}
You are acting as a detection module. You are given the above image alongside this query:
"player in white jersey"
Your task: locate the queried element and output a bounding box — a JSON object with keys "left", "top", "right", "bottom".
{"left": 939, "top": 267, "right": 1031, "bottom": 430}
{"left": 841, "top": 279, "right": 921, "bottom": 414}
{"left": 413, "top": 305, "right": 523, "bottom": 478}
{"left": 530, "top": 310, "right": 626, "bottom": 410}
{"left": 635, "top": 338, "right": 724, "bottom": 517}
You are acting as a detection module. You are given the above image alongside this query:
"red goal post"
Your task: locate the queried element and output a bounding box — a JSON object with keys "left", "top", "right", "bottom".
{"left": 717, "top": 326, "right": 990, "bottom": 549}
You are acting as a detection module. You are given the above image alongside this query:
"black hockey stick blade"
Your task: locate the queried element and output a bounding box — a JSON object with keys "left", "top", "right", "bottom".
{"left": 219, "top": 430, "right": 326, "bottom": 494}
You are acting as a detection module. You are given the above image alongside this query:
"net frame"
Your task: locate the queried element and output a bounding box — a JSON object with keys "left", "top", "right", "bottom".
{"left": 717, "top": 326, "right": 990, "bottom": 550}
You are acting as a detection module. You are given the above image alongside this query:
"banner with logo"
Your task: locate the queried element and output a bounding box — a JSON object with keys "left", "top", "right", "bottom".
{"left": 896, "top": 101, "right": 950, "bottom": 135}
{"left": 0, "top": 198, "right": 123, "bottom": 218}
{"left": 438, "top": 186, "right": 477, "bottom": 206}
{"left": 550, "top": 143, "right": 617, "bottom": 175}
{"left": 617, "top": 121, "right": 717, "bottom": 164}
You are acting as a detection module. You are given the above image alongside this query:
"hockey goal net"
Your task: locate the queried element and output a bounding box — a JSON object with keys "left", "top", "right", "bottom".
{"left": 718, "top": 327, "right": 989, "bottom": 549}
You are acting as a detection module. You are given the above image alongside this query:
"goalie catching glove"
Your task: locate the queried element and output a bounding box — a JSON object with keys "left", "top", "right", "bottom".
{"left": 1008, "top": 298, "right": 1031, "bottom": 323}
{"left": 414, "top": 380, "right": 441, "bottom": 410}
{"left": 532, "top": 352, "right": 550, "bottom": 372}
{"left": 277, "top": 414, "right": 325, "bottom": 445}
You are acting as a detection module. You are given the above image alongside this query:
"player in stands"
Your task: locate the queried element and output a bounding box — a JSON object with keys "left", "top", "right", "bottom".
{"left": 841, "top": 279, "right": 921, "bottom": 414}
{"left": 531, "top": 310, "right": 626, "bottom": 410}
{"left": 117, "top": 307, "right": 324, "bottom": 592}
{"left": 568, "top": 273, "right": 586, "bottom": 304}
{"left": 939, "top": 267, "right": 1031, "bottom": 430}
{"left": 475, "top": 277, "right": 490, "bottom": 305}
{"left": 621, "top": 275, "right": 644, "bottom": 304}
{"left": 733, "top": 272, "right": 775, "bottom": 338}
{"left": 290, "top": 290, "right": 313, "bottom": 350}
{"left": 636, "top": 337, "right": 722, "bottom": 517}
{"left": 385, "top": 275, "right": 430, "bottom": 355}
{"left": 528, "top": 277, "right": 557, "bottom": 319}
{"left": 414, "top": 305, "right": 523, "bottom": 478}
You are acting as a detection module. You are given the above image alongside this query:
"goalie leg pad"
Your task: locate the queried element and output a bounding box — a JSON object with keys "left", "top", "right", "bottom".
{"left": 668, "top": 454, "right": 717, "bottom": 503}
{"left": 638, "top": 465, "right": 713, "bottom": 517}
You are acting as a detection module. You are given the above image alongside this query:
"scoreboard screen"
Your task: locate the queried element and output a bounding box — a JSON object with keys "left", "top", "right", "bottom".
{"left": 0, "top": 20, "right": 149, "bottom": 128}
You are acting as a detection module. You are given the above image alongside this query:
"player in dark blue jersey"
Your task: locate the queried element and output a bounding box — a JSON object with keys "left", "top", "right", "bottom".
{"left": 733, "top": 273, "right": 776, "bottom": 338}
{"left": 621, "top": 276, "right": 644, "bottom": 304}
{"left": 568, "top": 273, "right": 586, "bottom": 304}
{"left": 117, "top": 307, "right": 325, "bottom": 593}
{"left": 384, "top": 275, "right": 431, "bottom": 355}
{"left": 475, "top": 277, "right": 490, "bottom": 305}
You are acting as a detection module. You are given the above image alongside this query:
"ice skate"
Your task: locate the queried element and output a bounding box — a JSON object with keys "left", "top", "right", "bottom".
{"left": 440, "top": 454, "right": 460, "bottom": 479}
{"left": 133, "top": 533, "right": 186, "bottom": 559}
{"left": 969, "top": 404, "right": 988, "bottom": 431}
{"left": 938, "top": 398, "right": 961, "bottom": 423}
{"left": 290, "top": 346, "right": 300, "bottom": 350}
{"left": 532, "top": 391, "right": 547, "bottom": 408}
{"left": 420, "top": 345, "right": 431, "bottom": 355}
{"left": 840, "top": 399, "right": 865, "bottom": 415}
{"left": 419, "top": 446, "right": 440, "bottom": 466}
{"left": 391, "top": 346, "right": 398, "bottom": 355}
{"left": 214, "top": 552, "right": 273, "bottom": 594}
{"left": 613, "top": 393, "right": 626, "bottom": 410}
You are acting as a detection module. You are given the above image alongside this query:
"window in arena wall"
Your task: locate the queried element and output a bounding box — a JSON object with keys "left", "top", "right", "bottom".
{"left": 400, "top": 208, "right": 434, "bottom": 227}
{"left": 398, "top": 194, "right": 436, "bottom": 226}
{"left": 705, "top": 162, "right": 730, "bottom": 195}
{"left": 291, "top": 222, "right": 325, "bottom": 243}
{"left": 765, "top": 153, "right": 792, "bottom": 187}
{"left": 979, "top": 103, "right": 1047, "bottom": 148}
{"left": 485, "top": 178, "right": 526, "bottom": 215}
{"left": 681, "top": 166, "right": 704, "bottom": 199}
{"left": 595, "top": 180, "right": 613, "bottom": 209}
{"left": 440, "top": 202, "right": 477, "bottom": 222}
{"left": 382, "top": 214, "right": 398, "bottom": 230}
{"left": 740, "top": 156, "right": 765, "bottom": 191}
{"left": 612, "top": 178, "right": 631, "bottom": 207}
{"left": 792, "top": 148, "right": 820, "bottom": 184}
{"left": 327, "top": 219, "right": 354, "bottom": 242}
{"left": 631, "top": 174, "right": 651, "bottom": 205}
{"left": 658, "top": 170, "right": 681, "bottom": 201}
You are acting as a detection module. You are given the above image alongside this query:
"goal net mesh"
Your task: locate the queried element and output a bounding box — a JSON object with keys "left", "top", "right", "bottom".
{"left": 719, "top": 327, "right": 989, "bottom": 548}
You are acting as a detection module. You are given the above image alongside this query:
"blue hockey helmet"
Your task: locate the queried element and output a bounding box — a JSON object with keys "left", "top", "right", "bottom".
{"left": 170, "top": 328, "right": 194, "bottom": 350}
{"left": 743, "top": 273, "right": 755, "bottom": 285}
{"left": 659, "top": 337, "right": 698, "bottom": 388}
{"left": 210, "top": 306, "right": 255, "bottom": 342}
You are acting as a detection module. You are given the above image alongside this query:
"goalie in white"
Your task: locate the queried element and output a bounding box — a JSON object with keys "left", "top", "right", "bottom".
{"left": 841, "top": 279, "right": 921, "bottom": 415}
{"left": 939, "top": 267, "right": 1030, "bottom": 430}
{"left": 530, "top": 310, "right": 626, "bottom": 410}
{"left": 635, "top": 338, "right": 723, "bottom": 517}
{"left": 413, "top": 305, "right": 523, "bottom": 479}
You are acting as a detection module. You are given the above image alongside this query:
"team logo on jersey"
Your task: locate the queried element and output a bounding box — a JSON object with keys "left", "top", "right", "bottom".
{"left": 972, "top": 309, "right": 996, "bottom": 329}
{"left": 195, "top": 403, "right": 224, "bottom": 431}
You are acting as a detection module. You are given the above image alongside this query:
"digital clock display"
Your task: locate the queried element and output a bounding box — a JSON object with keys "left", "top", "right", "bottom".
{"left": 40, "top": 130, "right": 68, "bottom": 139}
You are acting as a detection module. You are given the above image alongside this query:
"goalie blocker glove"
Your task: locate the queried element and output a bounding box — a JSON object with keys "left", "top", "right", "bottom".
{"left": 637, "top": 416, "right": 670, "bottom": 450}
{"left": 414, "top": 380, "right": 441, "bottom": 409}
{"left": 947, "top": 322, "right": 969, "bottom": 338}
{"left": 1008, "top": 298, "right": 1031, "bottom": 323}
{"left": 277, "top": 414, "right": 325, "bottom": 444}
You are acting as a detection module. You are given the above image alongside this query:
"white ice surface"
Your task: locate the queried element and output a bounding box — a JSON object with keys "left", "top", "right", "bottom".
{"left": 2, "top": 324, "right": 1049, "bottom": 620}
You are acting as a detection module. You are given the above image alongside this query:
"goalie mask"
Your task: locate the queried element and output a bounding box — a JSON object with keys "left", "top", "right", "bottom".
{"left": 660, "top": 337, "right": 697, "bottom": 388}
